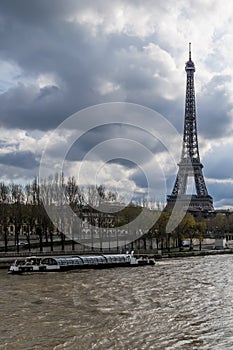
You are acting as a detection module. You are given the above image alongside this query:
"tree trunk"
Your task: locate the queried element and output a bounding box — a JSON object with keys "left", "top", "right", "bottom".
{"left": 4, "top": 226, "right": 8, "bottom": 252}
{"left": 61, "top": 232, "right": 65, "bottom": 251}
{"left": 50, "top": 231, "right": 54, "bottom": 252}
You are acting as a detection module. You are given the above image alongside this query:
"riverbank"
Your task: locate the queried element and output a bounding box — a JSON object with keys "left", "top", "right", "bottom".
{"left": 160, "top": 248, "right": 233, "bottom": 259}
{"left": 1, "top": 248, "right": 233, "bottom": 269}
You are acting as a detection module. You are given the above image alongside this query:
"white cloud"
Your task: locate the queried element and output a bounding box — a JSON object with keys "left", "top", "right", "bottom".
{"left": 37, "top": 73, "right": 59, "bottom": 89}
{"left": 0, "top": 60, "right": 22, "bottom": 92}
{"left": 96, "top": 79, "right": 120, "bottom": 96}
{"left": 69, "top": 2, "right": 159, "bottom": 38}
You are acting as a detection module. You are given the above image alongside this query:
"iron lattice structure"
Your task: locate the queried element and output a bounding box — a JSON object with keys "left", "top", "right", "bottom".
{"left": 167, "top": 44, "right": 214, "bottom": 211}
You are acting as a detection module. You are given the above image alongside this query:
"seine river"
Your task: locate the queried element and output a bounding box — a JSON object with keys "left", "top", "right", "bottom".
{"left": 1, "top": 254, "right": 233, "bottom": 349}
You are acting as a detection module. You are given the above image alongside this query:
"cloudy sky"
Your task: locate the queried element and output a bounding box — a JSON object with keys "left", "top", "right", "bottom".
{"left": 1, "top": 0, "right": 233, "bottom": 208}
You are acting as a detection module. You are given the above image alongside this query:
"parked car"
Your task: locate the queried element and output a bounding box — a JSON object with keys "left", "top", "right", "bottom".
{"left": 16, "top": 242, "right": 28, "bottom": 246}
{"left": 182, "top": 240, "right": 190, "bottom": 247}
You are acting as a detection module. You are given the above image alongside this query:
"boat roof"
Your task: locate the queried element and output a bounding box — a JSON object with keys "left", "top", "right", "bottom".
{"left": 41, "top": 254, "right": 130, "bottom": 265}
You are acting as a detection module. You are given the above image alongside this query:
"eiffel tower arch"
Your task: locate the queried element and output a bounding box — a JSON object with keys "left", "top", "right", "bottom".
{"left": 167, "top": 44, "right": 214, "bottom": 212}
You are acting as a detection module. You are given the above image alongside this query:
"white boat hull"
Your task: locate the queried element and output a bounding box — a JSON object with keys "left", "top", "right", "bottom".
{"left": 8, "top": 254, "right": 155, "bottom": 274}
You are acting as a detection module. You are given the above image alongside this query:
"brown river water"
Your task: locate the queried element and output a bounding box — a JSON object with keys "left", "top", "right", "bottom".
{"left": 1, "top": 254, "right": 233, "bottom": 350}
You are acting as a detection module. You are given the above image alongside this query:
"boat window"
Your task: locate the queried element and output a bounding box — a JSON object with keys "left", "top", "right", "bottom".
{"left": 67, "top": 259, "right": 73, "bottom": 265}
{"left": 103, "top": 254, "right": 130, "bottom": 263}
{"left": 41, "top": 258, "right": 58, "bottom": 265}
{"left": 104, "top": 257, "right": 112, "bottom": 263}
{"left": 72, "top": 258, "right": 83, "bottom": 265}
{"left": 56, "top": 258, "right": 67, "bottom": 266}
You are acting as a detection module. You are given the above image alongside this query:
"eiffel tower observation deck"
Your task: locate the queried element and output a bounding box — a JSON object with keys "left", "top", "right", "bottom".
{"left": 167, "top": 43, "right": 214, "bottom": 212}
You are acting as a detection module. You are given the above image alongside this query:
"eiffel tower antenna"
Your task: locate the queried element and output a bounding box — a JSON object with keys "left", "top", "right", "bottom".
{"left": 189, "top": 42, "right": 191, "bottom": 60}
{"left": 167, "top": 43, "right": 214, "bottom": 212}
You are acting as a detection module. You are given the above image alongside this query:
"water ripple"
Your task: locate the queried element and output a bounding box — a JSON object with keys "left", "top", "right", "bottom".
{"left": 1, "top": 255, "right": 233, "bottom": 349}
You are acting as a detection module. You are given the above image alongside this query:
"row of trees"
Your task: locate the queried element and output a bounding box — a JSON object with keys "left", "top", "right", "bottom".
{"left": 0, "top": 175, "right": 143, "bottom": 252}
{"left": 147, "top": 211, "right": 207, "bottom": 251}
{"left": 0, "top": 174, "right": 233, "bottom": 253}
{"left": 0, "top": 176, "right": 117, "bottom": 206}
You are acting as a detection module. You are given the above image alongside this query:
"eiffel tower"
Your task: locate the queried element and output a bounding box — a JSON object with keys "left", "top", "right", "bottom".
{"left": 167, "top": 43, "right": 214, "bottom": 212}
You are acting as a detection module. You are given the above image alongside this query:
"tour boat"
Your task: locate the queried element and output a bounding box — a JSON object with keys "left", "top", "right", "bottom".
{"left": 8, "top": 254, "right": 155, "bottom": 274}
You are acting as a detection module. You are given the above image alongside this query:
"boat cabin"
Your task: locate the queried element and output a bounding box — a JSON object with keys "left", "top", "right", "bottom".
{"left": 41, "top": 254, "right": 131, "bottom": 266}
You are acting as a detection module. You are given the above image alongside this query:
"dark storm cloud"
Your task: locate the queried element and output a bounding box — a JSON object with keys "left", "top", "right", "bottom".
{"left": 107, "top": 159, "right": 137, "bottom": 169}
{"left": 0, "top": 1, "right": 112, "bottom": 129}
{"left": 197, "top": 75, "right": 233, "bottom": 139}
{"left": 0, "top": 0, "right": 183, "bottom": 132}
{"left": 0, "top": 0, "right": 232, "bottom": 140}
{"left": 129, "top": 164, "right": 167, "bottom": 203}
{"left": 65, "top": 124, "right": 166, "bottom": 165}
{"left": 0, "top": 151, "right": 39, "bottom": 169}
{"left": 129, "top": 168, "right": 148, "bottom": 188}
{"left": 203, "top": 143, "right": 233, "bottom": 180}
{"left": 0, "top": 83, "right": 67, "bottom": 130}
{"left": 207, "top": 182, "right": 233, "bottom": 203}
